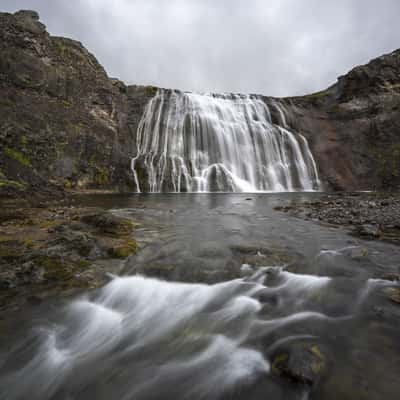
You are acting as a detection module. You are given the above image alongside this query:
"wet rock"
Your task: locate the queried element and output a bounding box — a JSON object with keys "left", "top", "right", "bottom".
{"left": 108, "top": 239, "right": 138, "bottom": 258}
{"left": 272, "top": 344, "right": 327, "bottom": 385}
{"left": 137, "top": 264, "right": 176, "bottom": 280}
{"left": 0, "top": 205, "right": 140, "bottom": 312}
{"left": 277, "top": 194, "right": 400, "bottom": 246}
{"left": 48, "top": 228, "right": 101, "bottom": 258}
{"left": 230, "top": 244, "right": 295, "bottom": 267}
{"left": 383, "top": 287, "right": 400, "bottom": 304}
{"left": 353, "top": 224, "right": 380, "bottom": 239}
{"left": 347, "top": 246, "right": 369, "bottom": 260}
{"left": 380, "top": 273, "right": 400, "bottom": 282}
{"left": 81, "top": 212, "right": 135, "bottom": 236}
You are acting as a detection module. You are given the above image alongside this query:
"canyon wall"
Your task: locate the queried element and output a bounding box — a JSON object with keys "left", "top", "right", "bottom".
{"left": 271, "top": 49, "right": 400, "bottom": 190}
{"left": 0, "top": 10, "right": 154, "bottom": 196}
{"left": 0, "top": 10, "right": 399, "bottom": 195}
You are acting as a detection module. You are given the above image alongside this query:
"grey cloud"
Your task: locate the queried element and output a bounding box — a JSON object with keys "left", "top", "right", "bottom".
{"left": 1, "top": 0, "right": 399, "bottom": 96}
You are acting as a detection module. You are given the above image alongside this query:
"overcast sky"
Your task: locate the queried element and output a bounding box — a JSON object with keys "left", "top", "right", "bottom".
{"left": 2, "top": 0, "right": 399, "bottom": 96}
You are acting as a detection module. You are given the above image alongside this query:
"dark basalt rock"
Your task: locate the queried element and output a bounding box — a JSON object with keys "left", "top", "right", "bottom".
{"left": 272, "top": 344, "right": 327, "bottom": 386}
{"left": 275, "top": 49, "right": 400, "bottom": 191}
{"left": 380, "top": 273, "right": 400, "bottom": 282}
{"left": 0, "top": 10, "right": 156, "bottom": 197}
{"left": 277, "top": 193, "right": 400, "bottom": 246}
{"left": 81, "top": 212, "right": 135, "bottom": 236}
{"left": 352, "top": 224, "right": 380, "bottom": 239}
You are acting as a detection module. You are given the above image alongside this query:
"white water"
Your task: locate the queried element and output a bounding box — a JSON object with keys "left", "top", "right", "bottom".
{"left": 1, "top": 268, "right": 334, "bottom": 400}
{"left": 132, "top": 90, "right": 320, "bottom": 192}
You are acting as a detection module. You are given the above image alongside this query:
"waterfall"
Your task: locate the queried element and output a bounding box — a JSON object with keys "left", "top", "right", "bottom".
{"left": 132, "top": 90, "right": 320, "bottom": 192}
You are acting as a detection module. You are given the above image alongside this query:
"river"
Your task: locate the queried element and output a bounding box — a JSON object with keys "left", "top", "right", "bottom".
{"left": 1, "top": 193, "right": 399, "bottom": 399}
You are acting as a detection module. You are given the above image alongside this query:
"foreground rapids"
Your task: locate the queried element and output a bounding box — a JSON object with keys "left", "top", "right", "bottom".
{"left": 0, "top": 266, "right": 391, "bottom": 400}
{"left": 132, "top": 90, "right": 320, "bottom": 192}
{"left": 1, "top": 193, "right": 400, "bottom": 400}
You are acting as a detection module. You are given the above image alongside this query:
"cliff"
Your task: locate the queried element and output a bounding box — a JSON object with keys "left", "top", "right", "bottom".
{"left": 0, "top": 10, "right": 154, "bottom": 197}
{"left": 273, "top": 49, "right": 400, "bottom": 190}
{"left": 0, "top": 10, "right": 399, "bottom": 195}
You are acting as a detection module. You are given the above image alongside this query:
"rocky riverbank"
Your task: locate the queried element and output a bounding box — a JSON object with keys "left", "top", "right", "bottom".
{"left": 275, "top": 192, "right": 400, "bottom": 245}
{"left": 0, "top": 197, "right": 140, "bottom": 314}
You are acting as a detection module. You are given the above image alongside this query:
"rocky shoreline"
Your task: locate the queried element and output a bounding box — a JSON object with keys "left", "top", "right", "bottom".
{"left": 0, "top": 196, "right": 140, "bottom": 314}
{"left": 2, "top": 191, "right": 400, "bottom": 315}
{"left": 275, "top": 192, "right": 400, "bottom": 245}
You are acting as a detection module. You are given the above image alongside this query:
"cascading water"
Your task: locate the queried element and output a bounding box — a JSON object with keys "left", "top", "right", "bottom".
{"left": 132, "top": 90, "right": 320, "bottom": 192}
{"left": 0, "top": 269, "right": 335, "bottom": 400}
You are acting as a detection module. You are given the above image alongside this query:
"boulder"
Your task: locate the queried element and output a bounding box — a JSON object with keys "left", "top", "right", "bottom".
{"left": 272, "top": 344, "right": 327, "bottom": 385}
{"left": 81, "top": 212, "right": 134, "bottom": 236}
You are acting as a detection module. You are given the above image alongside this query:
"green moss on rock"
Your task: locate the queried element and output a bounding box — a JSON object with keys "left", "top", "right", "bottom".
{"left": 77, "top": 259, "right": 91, "bottom": 268}
{"left": 94, "top": 167, "right": 109, "bottom": 185}
{"left": 303, "top": 88, "right": 330, "bottom": 100}
{"left": 5, "top": 147, "right": 32, "bottom": 167}
{"left": 35, "top": 255, "right": 75, "bottom": 281}
{"left": 109, "top": 239, "right": 138, "bottom": 258}
{"left": 145, "top": 85, "right": 158, "bottom": 96}
{"left": 0, "top": 179, "right": 26, "bottom": 189}
{"left": 0, "top": 245, "right": 21, "bottom": 260}
{"left": 272, "top": 353, "right": 289, "bottom": 375}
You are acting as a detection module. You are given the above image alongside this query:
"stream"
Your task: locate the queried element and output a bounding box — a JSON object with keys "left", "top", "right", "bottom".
{"left": 1, "top": 193, "right": 399, "bottom": 399}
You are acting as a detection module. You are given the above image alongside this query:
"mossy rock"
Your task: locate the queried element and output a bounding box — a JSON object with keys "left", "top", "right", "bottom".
{"left": 81, "top": 213, "right": 135, "bottom": 236}
{"left": 34, "top": 255, "right": 74, "bottom": 281}
{"left": 94, "top": 167, "right": 109, "bottom": 185}
{"left": 0, "top": 179, "right": 26, "bottom": 190}
{"left": 304, "top": 89, "right": 330, "bottom": 99}
{"left": 272, "top": 353, "right": 289, "bottom": 375}
{"left": 4, "top": 147, "right": 32, "bottom": 167}
{"left": 0, "top": 244, "right": 22, "bottom": 261}
{"left": 271, "top": 344, "right": 327, "bottom": 385}
{"left": 109, "top": 239, "right": 138, "bottom": 258}
{"left": 76, "top": 259, "right": 91, "bottom": 269}
{"left": 145, "top": 85, "right": 158, "bottom": 96}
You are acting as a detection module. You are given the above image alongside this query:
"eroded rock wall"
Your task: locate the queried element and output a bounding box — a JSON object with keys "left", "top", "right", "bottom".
{"left": 0, "top": 10, "right": 155, "bottom": 196}
{"left": 271, "top": 49, "right": 400, "bottom": 190}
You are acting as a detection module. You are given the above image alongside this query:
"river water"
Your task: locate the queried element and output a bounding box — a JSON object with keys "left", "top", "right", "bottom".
{"left": 1, "top": 193, "right": 400, "bottom": 399}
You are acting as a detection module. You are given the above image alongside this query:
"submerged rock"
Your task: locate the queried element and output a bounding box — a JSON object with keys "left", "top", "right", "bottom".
{"left": 272, "top": 344, "right": 327, "bottom": 385}
{"left": 81, "top": 212, "right": 135, "bottom": 236}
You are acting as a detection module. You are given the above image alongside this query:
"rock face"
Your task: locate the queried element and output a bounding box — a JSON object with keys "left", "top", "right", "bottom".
{"left": 0, "top": 9, "right": 399, "bottom": 194}
{"left": 0, "top": 10, "right": 155, "bottom": 196}
{"left": 273, "top": 49, "right": 400, "bottom": 191}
